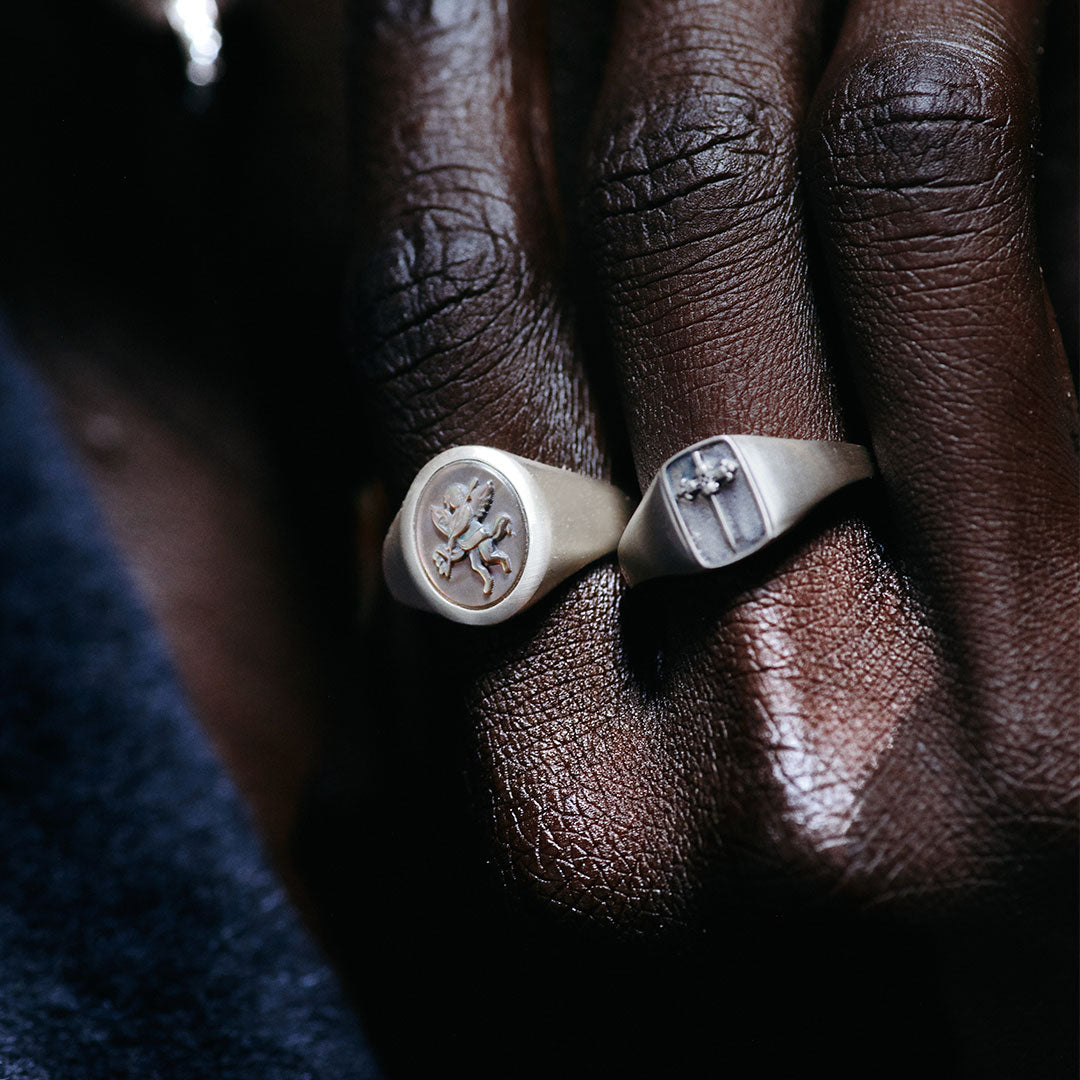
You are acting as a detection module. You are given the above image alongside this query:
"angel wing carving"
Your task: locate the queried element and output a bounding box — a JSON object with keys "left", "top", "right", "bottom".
{"left": 430, "top": 475, "right": 512, "bottom": 588}
{"left": 469, "top": 479, "right": 494, "bottom": 523}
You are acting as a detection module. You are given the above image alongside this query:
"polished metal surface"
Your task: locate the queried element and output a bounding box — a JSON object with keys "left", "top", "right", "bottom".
{"left": 384, "top": 446, "right": 634, "bottom": 625}
{"left": 619, "top": 435, "right": 875, "bottom": 586}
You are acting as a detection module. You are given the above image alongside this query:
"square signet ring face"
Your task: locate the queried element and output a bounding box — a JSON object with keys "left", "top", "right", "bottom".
{"left": 663, "top": 439, "right": 768, "bottom": 568}
{"left": 618, "top": 435, "right": 875, "bottom": 587}
{"left": 383, "top": 446, "right": 633, "bottom": 626}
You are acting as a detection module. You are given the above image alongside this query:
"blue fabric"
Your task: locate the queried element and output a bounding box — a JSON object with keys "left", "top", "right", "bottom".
{"left": 0, "top": 331, "right": 381, "bottom": 1079}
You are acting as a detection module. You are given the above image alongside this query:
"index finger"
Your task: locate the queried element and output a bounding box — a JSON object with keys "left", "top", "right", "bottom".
{"left": 346, "top": 0, "right": 608, "bottom": 493}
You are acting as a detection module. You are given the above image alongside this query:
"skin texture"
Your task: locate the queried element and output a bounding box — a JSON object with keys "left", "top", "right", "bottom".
{"left": 4, "top": 0, "right": 1075, "bottom": 1075}
{"left": 339, "top": 0, "right": 1078, "bottom": 1072}
{"left": 348, "top": 0, "right": 1075, "bottom": 922}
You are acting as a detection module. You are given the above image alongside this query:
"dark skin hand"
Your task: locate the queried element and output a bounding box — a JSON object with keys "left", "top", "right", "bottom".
{"left": 350, "top": 0, "right": 1075, "bottom": 926}
{"left": 340, "top": 0, "right": 1077, "bottom": 1072}
{"left": 6, "top": 0, "right": 1074, "bottom": 1075}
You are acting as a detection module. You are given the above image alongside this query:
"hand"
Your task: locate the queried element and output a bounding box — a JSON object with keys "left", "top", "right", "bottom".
{"left": 339, "top": 0, "right": 1077, "bottom": 1071}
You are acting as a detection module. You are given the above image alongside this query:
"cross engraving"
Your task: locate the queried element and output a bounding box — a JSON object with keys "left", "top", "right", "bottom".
{"left": 676, "top": 450, "right": 740, "bottom": 551}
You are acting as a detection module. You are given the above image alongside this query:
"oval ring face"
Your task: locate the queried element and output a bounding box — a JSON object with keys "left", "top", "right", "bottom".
{"left": 413, "top": 459, "right": 529, "bottom": 610}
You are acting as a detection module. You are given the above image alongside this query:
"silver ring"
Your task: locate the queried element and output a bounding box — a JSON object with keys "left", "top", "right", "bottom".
{"left": 383, "top": 445, "right": 634, "bottom": 625}
{"left": 618, "top": 435, "right": 874, "bottom": 587}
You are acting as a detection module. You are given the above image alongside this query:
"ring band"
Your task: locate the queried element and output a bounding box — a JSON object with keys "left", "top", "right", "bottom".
{"left": 618, "top": 435, "right": 874, "bottom": 587}
{"left": 383, "top": 445, "right": 634, "bottom": 625}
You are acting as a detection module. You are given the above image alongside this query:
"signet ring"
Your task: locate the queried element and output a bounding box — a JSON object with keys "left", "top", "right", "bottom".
{"left": 618, "top": 435, "right": 875, "bottom": 587}
{"left": 383, "top": 446, "right": 635, "bottom": 625}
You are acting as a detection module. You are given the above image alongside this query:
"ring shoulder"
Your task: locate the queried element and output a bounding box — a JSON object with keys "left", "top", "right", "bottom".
{"left": 727, "top": 436, "right": 874, "bottom": 537}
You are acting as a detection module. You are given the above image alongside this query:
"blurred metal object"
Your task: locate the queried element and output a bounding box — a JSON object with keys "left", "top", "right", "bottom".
{"left": 383, "top": 446, "right": 633, "bottom": 625}
{"left": 619, "top": 435, "right": 875, "bottom": 586}
{"left": 166, "top": 0, "right": 221, "bottom": 87}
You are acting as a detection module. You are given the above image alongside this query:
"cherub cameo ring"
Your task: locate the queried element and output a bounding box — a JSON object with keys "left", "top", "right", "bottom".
{"left": 618, "top": 435, "right": 874, "bottom": 587}
{"left": 383, "top": 446, "right": 634, "bottom": 625}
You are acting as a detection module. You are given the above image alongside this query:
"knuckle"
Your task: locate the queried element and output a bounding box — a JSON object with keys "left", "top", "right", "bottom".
{"left": 585, "top": 79, "right": 797, "bottom": 276}
{"left": 347, "top": 169, "right": 536, "bottom": 386}
{"left": 808, "top": 42, "right": 1027, "bottom": 222}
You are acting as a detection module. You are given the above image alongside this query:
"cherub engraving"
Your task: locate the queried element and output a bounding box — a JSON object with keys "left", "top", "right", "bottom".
{"left": 431, "top": 477, "right": 513, "bottom": 596}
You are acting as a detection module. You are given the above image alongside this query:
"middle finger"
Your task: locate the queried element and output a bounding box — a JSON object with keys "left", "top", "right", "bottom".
{"left": 585, "top": 0, "right": 841, "bottom": 482}
{"left": 582, "top": 0, "right": 942, "bottom": 892}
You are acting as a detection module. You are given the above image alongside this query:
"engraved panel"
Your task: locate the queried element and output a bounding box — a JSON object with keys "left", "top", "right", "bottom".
{"left": 414, "top": 460, "right": 528, "bottom": 609}
{"left": 664, "top": 439, "right": 766, "bottom": 568}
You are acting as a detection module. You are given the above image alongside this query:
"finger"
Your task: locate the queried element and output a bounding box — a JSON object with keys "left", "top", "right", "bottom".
{"left": 346, "top": 0, "right": 606, "bottom": 491}
{"left": 584, "top": 0, "right": 844, "bottom": 486}
{"left": 580, "top": 0, "right": 942, "bottom": 898}
{"left": 804, "top": 1, "right": 1079, "bottom": 765}
{"left": 342, "top": 0, "right": 652, "bottom": 931}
